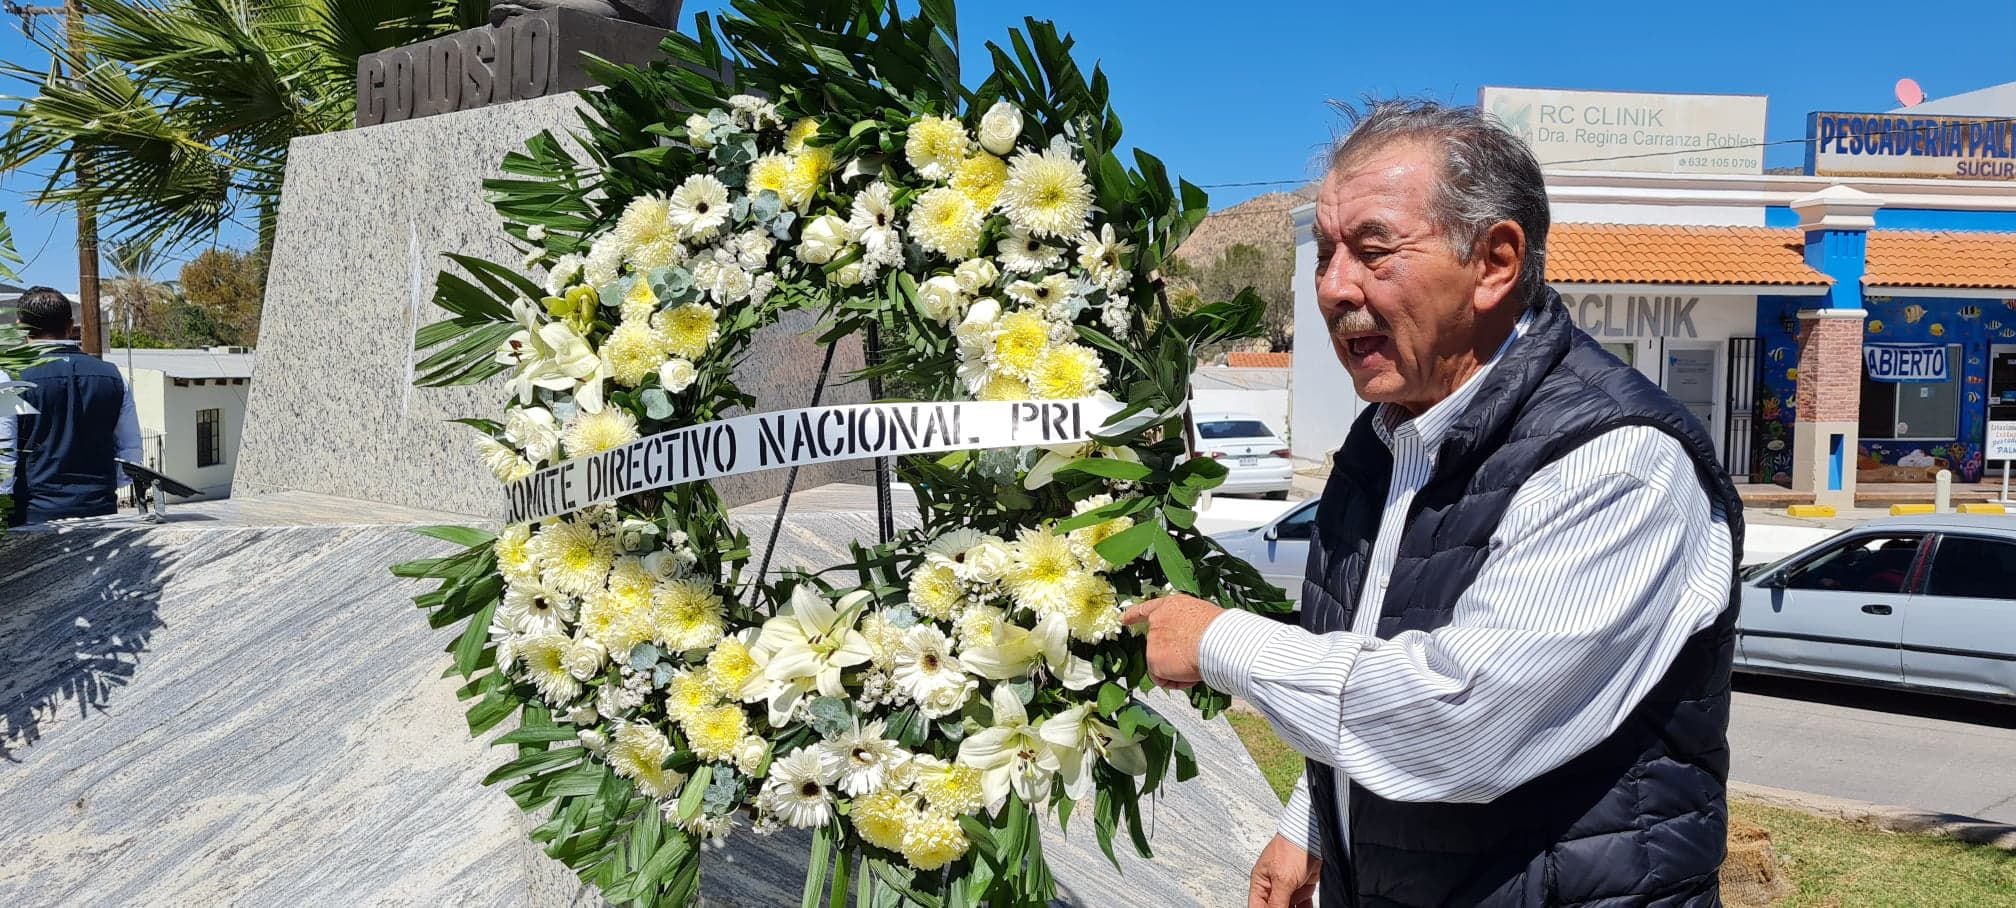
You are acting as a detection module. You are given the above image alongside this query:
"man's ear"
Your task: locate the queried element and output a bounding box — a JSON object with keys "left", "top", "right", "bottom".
{"left": 1472, "top": 220, "right": 1526, "bottom": 315}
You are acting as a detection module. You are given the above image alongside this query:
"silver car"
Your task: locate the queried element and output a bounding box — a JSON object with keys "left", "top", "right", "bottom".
{"left": 1213, "top": 499, "right": 1318, "bottom": 601}
{"left": 1738, "top": 515, "right": 2016, "bottom": 702}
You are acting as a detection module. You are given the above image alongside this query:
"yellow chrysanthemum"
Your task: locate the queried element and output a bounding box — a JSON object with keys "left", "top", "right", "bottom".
{"left": 613, "top": 194, "right": 679, "bottom": 255}
{"left": 609, "top": 722, "right": 685, "bottom": 798}
{"left": 562, "top": 407, "right": 640, "bottom": 459}
{"left": 853, "top": 789, "right": 917, "bottom": 852}
{"left": 1006, "top": 525, "right": 1082, "bottom": 613}
{"left": 530, "top": 518, "right": 615, "bottom": 597}
{"left": 1030, "top": 342, "right": 1105, "bottom": 400}
{"left": 954, "top": 604, "right": 1004, "bottom": 652}
{"left": 786, "top": 146, "right": 834, "bottom": 209}
{"left": 900, "top": 809, "right": 970, "bottom": 871}
{"left": 704, "top": 637, "right": 759, "bottom": 697}
{"left": 1058, "top": 572, "right": 1122, "bottom": 643}
{"left": 992, "top": 309, "right": 1050, "bottom": 376}
{"left": 976, "top": 372, "right": 1031, "bottom": 402}
{"left": 654, "top": 304, "right": 719, "bottom": 360}
{"left": 999, "top": 145, "right": 1094, "bottom": 238}
{"left": 906, "top": 561, "right": 965, "bottom": 621}
{"left": 628, "top": 236, "right": 686, "bottom": 273}
{"left": 665, "top": 669, "right": 719, "bottom": 723}
{"left": 517, "top": 634, "right": 582, "bottom": 705}
{"left": 784, "top": 117, "right": 821, "bottom": 153}
{"left": 913, "top": 761, "right": 985, "bottom": 815}
{"left": 653, "top": 577, "right": 726, "bottom": 652}
{"left": 496, "top": 523, "right": 537, "bottom": 585}
{"left": 1069, "top": 515, "right": 1134, "bottom": 572}
{"left": 607, "top": 556, "right": 654, "bottom": 598}
{"left": 951, "top": 153, "right": 1008, "bottom": 210}
{"left": 684, "top": 704, "right": 748, "bottom": 762}
{"left": 909, "top": 187, "right": 983, "bottom": 261}
{"left": 601, "top": 320, "right": 671, "bottom": 388}
{"left": 748, "top": 154, "right": 793, "bottom": 201}
{"left": 904, "top": 115, "right": 969, "bottom": 181}
{"left": 622, "top": 279, "right": 659, "bottom": 323}
{"left": 580, "top": 583, "right": 654, "bottom": 656}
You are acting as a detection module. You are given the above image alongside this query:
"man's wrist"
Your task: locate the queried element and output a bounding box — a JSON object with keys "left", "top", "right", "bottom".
{"left": 1197, "top": 607, "right": 1285, "bottom": 701}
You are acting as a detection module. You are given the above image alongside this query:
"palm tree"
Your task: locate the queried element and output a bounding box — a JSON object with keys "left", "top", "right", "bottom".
{"left": 0, "top": 0, "right": 484, "bottom": 258}
{"left": 101, "top": 239, "right": 179, "bottom": 341}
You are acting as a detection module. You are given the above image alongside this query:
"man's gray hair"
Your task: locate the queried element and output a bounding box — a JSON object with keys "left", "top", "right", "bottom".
{"left": 1328, "top": 99, "right": 1551, "bottom": 310}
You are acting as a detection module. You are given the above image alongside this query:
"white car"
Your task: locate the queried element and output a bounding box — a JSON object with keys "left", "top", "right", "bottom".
{"left": 1194, "top": 412, "right": 1294, "bottom": 498}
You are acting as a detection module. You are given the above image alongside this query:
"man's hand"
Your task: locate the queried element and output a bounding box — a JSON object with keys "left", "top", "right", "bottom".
{"left": 1249, "top": 834, "right": 1321, "bottom": 908}
{"left": 1119, "top": 593, "right": 1225, "bottom": 690}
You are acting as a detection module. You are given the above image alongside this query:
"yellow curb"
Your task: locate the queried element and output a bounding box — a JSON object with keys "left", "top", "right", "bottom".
{"left": 1958, "top": 503, "right": 2008, "bottom": 515}
{"left": 1889, "top": 503, "right": 1936, "bottom": 516}
{"left": 1785, "top": 505, "right": 1835, "bottom": 518}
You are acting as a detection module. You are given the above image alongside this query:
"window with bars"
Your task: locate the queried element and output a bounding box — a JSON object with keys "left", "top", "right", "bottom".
{"left": 196, "top": 408, "right": 223, "bottom": 467}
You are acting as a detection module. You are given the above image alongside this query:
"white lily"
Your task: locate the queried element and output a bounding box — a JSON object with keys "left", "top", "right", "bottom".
{"left": 750, "top": 586, "right": 875, "bottom": 726}
{"left": 1023, "top": 435, "right": 1142, "bottom": 490}
{"left": 959, "top": 613, "right": 1102, "bottom": 690}
{"left": 497, "top": 301, "right": 600, "bottom": 408}
{"left": 1038, "top": 703, "right": 1149, "bottom": 800}
{"left": 957, "top": 684, "right": 1059, "bottom": 812}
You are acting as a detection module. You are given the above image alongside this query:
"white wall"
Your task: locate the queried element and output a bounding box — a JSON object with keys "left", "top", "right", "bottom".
{"left": 1546, "top": 201, "right": 1762, "bottom": 226}
{"left": 1289, "top": 205, "right": 1366, "bottom": 463}
{"left": 118, "top": 366, "right": 249, "bottom": 500}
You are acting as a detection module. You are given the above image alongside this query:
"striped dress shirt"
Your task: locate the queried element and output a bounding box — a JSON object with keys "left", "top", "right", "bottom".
{"left": 1199, "top": 316, "right": 1734, "bottom": 854}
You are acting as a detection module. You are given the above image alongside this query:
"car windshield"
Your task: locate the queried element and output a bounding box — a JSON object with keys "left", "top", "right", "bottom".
{"left": 1199, "top": 420, "right": 1273, "bottom": 440}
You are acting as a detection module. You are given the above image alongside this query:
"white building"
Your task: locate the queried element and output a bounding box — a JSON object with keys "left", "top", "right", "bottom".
{"left": 110, "top": 347, "right": 257, "bottom": 500}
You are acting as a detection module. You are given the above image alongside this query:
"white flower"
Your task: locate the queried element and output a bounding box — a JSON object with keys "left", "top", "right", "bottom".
{"left": 996, "top": 229, "right": 1063, "bottom": 274}
{"left": 924, "top": 528, "right": 988, "bottom": 563}
{"left": 1100, "top": 299, "right": 1130, "bottom": 333}
{"left": 692, "top": 258, "right": 754, "bottom": 304}
{"left": 960, "top": 536, "right": 1013, "bottom": 584}
{"left": 960, "top": 613, "right": 1101, "bottom": 690}
{"left": 517, "top": 634, "right": 584, "bottom": 705}
{"left": 796, "top": 214, "right": 854, "bottom": 265}
{"left": 999, "top": 143, "right": 1095, "bottom": 238}
{"left": 817, "top": 721, "right": 910, "bottom": 797}
{"left": 893, "top": 626, "right": 975, "bottom": 719}
{"left": 609, "top": 722, "right": 686, "bottom": 799}
{"left": 584, "top": 236, "right": 623, "bottom": 287}
{"left": 848, "top": 182, "right": 902, "bottom": 267}
{"left": 734, "top": 735, "right": 770, "bottom": 775}
{"left": 496, "top": 303, "right": 602, "bottom": 408}
{"left": 761, "top": 747, "right": 838, "bottom": 828}
{"left": 1039, "top": 703, "right": 1148, "bottom": 799}
{"left": 477, "top": 436, "right": 534, "bottom": 483}
{"left": 957, "top": 684, "right": 1059, "bottom": 812}
{"left": 505, "top": 406, "right": 562, "bottom": 464}
{"left": 978, "top": 101, "right": 1024, "bottom": 156}
{"left": 564, "top": 703, "right": 599, "bottom": 725}
{"left": 1024, "top": 438, "right": 1141, "bottom": 490}
{"left": 527, "top": 224, "right": 548, "bottom": 242}
{"left": 544, "top": 254, "right": 583, "bottom": 296}
{"left": 953, "top": 258, "right": 999, "bottom": 295}
{"left": 904, "top": 115, "right": 970, "bottom": 181}
{"left": 658, "top": 357, "right": 698, "bottom": 393}
{"left": 668, "top": 174, "right": 731, "bottom": 241}
{"left": 685, "top": 112, "right": 717, "bottom": 147}
{"left": 833, "top": 261, "right": 867, "bottom": 288}
{"left": 500, "top": 580, "right": 571, "bottom": 635}
{"left": 1077, "top": 224, "right": 1134, "bottom": 292}
{"left": 564, "top": 633, "right": 609, "bottom": 680}
{"left": 578, "top": 729, "right": 608, "bottom": 753}
{"left": 956, "top": 297, "right": 1002, "bottom": 346}
{"left": 917, "top": 275, "right": 967, "bottom": 323}
{"left": 729, "top": 94, "right": 783, "bottom": 130}
{"left": 1005, "top": 273, "right": 1074, "bottom": 309}
{"left": 750, "top": 587, "right": 876, "bottom": 726}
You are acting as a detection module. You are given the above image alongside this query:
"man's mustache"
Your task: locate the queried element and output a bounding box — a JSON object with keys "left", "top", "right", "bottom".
{"left": 1327, "top": 308, "right": 1388, "bottom": 336}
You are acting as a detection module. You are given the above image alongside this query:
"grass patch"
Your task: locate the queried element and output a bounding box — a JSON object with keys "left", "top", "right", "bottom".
{"left": 1731, "top": 801, "right": 2016, "bottom": 907}
{"left": 1226, "top": 708, "right": 1301, "bottom": 803}
{"left": 1227, "top": 707, "right": 2016, "bottom": 905}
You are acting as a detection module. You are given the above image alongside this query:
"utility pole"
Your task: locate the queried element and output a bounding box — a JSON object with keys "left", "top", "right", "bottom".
{"left": 7, "top": 0, "right": 103, "bottom": 355}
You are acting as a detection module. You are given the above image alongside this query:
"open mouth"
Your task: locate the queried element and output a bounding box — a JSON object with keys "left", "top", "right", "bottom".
{"left": 1342, "top": 333, "right": 1388, "bottom": 360}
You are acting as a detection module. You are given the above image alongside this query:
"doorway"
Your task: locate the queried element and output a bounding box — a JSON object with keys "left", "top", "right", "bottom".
{"left": 1661, "top": 340, "right": 1722, "bottom": 463}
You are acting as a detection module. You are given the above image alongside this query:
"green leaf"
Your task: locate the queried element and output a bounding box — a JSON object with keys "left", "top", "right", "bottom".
{"left": 677, "top": 765, "right": 712, "bottom": 822}
{"left": 494, "top": 725, "right": 584, "bottom": 746}
{"left": 1151, "top": 530, "right": 1199, "bottom": 594}
{"left": 1096, "top": 682, "right": 1129, "bottom": 717}
{"left": 411, "top": 524, "right": 495, "bottom": 548}
{"left": 1056, "top": 457, "right": 1151, "bottom": 482}
{"left": 1093, "top": 521, "right": 1161, "bottom": 566}
{"left": 641, "top": 388, "right": 673, "bottom": 420}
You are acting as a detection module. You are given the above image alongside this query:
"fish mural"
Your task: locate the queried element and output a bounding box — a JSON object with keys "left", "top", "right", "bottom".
{"left": 1870, "top": 320, "right": 1885, "bottom": 334}
{"left": 2004, "top": 328, "right": 2015, "bottom": 338}
{"left": 1990, "top": 319, "right": 2005, "bottom": 330}
{"left": 1960, "top": 305, "right": 1982, "bottom": 320}
{"left": 1768, "top": 347, "right": 1786, "bottom": 363}
{"left": 1904, "top": 304, "right": 1926, "bottom": 324}
{"left": 1969, "top": 392, "right": 1982, "bottom": 403}
{"left": 1787, "top": 368, "right": 1799, "bottom": 382}
{"left": 1931, "top": 323, "right": 1947, "bottom": 337}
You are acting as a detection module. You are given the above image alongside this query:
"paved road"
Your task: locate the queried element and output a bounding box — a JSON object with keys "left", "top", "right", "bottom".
{"left": 1730, "top": 673, "right": 2016, "bottom": 824}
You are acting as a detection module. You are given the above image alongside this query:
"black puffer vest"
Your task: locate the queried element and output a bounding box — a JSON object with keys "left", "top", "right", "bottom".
{"left": 1301, "top": 294, "right": 1744, "bottom": 907}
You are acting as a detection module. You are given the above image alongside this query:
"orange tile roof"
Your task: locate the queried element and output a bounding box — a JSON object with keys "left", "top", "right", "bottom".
{"left": 1546, "top": 224, "right": 1831, "bottom": 287}
{"left": 1864, "top": 231, "right": 2016, "bottom": 289}
{"left": 1224, "top": 352, "right": 1290, "bottom": 368}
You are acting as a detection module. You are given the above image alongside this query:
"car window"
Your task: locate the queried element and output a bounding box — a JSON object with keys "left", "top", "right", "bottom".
{"left": 1924, "top": 536, "right": 2016, "bottom": 599}
{"left": 1273, "top": 503, "right": 1318, "bottom": 540}
{"left": 1198, "top": 420, "right": 1273, "bottom": 440}
{"left": 1782, "top": 534, "right": 1923, "bottom": 595}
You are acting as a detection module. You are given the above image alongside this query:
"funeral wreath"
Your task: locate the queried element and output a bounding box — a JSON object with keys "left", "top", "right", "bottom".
{"left": 395, "top": 1, "right": 1285, "bottom": 904}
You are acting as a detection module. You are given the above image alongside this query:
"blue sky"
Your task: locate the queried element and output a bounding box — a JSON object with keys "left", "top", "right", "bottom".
{"left": 4, "top": 0, "right": 2014, "bottom": 288}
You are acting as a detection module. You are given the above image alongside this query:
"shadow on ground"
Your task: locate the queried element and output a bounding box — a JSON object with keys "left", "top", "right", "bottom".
{"left": 1734, "top": 673, "right": 2016, "bottom": 729}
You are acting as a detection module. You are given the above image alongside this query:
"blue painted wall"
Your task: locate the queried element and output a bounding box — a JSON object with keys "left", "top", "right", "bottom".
{"left": 1764, "top": 206, "right": 2016, "bottom": 232}
{"left": 1754, "top": 295, "right": 2001, "bottom": 483}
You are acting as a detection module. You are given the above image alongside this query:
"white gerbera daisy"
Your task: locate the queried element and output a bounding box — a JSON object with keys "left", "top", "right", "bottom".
{"left": 1077, "top": 224, "right": 1134, "bottom": 292}
{"left": 847, "top": 182, "right": 902, "bottom": 266}
{"left": 516, "top": 634, "right": 583, "bottom": 705}
{"left": 817, "top": 721, "right": 909, "bottom": 797}
{"left": 500, "top": 580, "right": 573, "bottom": 636}
{"left": 761, "top": 747, "right": 839, "bottom": 828}
{"left": 925, "top": 528, "right": 988, "bottom": 563}
{"left": 668, "top": 174, "right": 732, "bottom": 241}
{"left": 893, "top": 626, "right": 973, "bottom": 718}
{"left": 997, "top": 228, "right": 1063, "bottom": 274}
{"left": 562, "top": 406, "right": 639, "bottom": 458}
{"left": 1004, "top": 273, "right": 1074, "bottom": 309}
{"left": 909, "top": 187, "right": 984, "bottom": 261}
{"left": 998, "top": 145, "right": 1094, "bottom": 238}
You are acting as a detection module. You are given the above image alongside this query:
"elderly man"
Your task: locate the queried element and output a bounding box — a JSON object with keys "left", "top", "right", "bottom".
{"left": 1123, "top": 101, "right": 1743, "bottom": 907}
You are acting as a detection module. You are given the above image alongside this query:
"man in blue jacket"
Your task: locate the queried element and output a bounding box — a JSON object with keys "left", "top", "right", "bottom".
{"left": 2, "top": 287, "right": 142, "bottom": 525}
